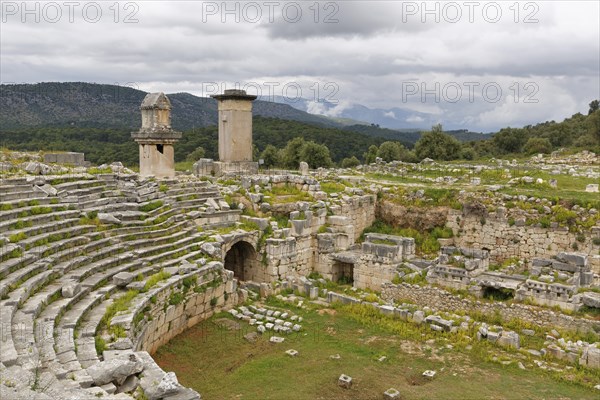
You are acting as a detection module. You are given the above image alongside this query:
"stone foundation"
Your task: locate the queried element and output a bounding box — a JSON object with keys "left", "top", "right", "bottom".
{"left": 381, "top": 283, "right": 600, "bottom": 333}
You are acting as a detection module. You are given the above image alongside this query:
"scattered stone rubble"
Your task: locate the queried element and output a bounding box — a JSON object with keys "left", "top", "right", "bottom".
{"left": 228, "top": 304, "right": 303, "bottom": 335}
{"left": 0, "top": 149, "right": 599, "bottom": 398}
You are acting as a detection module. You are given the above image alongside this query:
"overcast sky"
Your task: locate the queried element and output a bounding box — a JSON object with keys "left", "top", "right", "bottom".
{"left": 1, "top": 0, "right": 598, "bottom": 132}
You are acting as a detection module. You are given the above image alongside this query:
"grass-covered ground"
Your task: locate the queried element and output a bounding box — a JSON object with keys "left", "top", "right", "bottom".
{"left": 154, "top": 298, "right": 599, "bottom": 400}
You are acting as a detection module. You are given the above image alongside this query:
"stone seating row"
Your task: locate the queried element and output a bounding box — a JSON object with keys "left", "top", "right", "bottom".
{"left": 1, "top": 176, "right": 233, "bottom": 399}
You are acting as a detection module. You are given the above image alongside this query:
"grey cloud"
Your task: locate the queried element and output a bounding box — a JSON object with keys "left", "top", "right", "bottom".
{"left": 0, "top": 1, "right": 598, "bottom": 132}
{"left": 260, "top": 1, "right": 431, "bottom": 39}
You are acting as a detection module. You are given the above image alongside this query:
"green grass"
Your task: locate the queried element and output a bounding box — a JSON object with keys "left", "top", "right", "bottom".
{"left": 88, "top": 166, "right": 112, "bottom": 174}
{"left": 154, "top": 298, "right": 599, "bottom": 400}
{"left": 139, "top": 200, "right": 164, "bottom": 213}
{"left": 366, "top": 173, "right": 426, "bottom": 185}
{"left": 142, "top": 270, "right": 171, "bottom": 292}
{"left": 9, "top": 232, "right": 27, "bottom": 243}
{"left": 94, "top": 336, "right": 106, "bottom": 354}
{"left": 500, "top": 172, "right": 600, "bottom": 210}
{"left": 320, "top": 181, "right": 347, "bottom": 195}
{"left": 264, "top": 184, "right": 313, "bottom": 204}
{"left": 100, "top": 290, "right": 139, "bottom": 328}
{"left": 175, "top": 161, "right": 195, "bottom": 172}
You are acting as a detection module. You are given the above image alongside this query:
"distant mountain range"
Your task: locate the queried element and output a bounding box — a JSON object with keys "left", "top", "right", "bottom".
{"left": 0, "top": 82, "right": 338, "bottom": 131}
{"left": 0, "top": 83, "right": 490, "bottom": 145}
{"left": 260, "top": 95, "right": 437, "bottom": 129}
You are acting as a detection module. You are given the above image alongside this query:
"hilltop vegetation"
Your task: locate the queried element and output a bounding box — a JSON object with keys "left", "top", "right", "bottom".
{"left": 0, "top": 82, "right": 598, "bottom": 167}
{"left": 468, "top": 104, "right": 600, "bottom": 158}
{"left": 0, "top": 117, "right": 386, "bottom": 167}
{"left": 0, "top": 82, "right": 342, "bottom": 131}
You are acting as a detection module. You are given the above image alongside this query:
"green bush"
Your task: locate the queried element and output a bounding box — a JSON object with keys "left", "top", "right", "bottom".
{"left": 86, "top": 210, "right": 98, "bottom": 220}
{"left": 340, "top": 156, "right": 361, "bottom": 168}
{"left": 9, "top": 232, "right": 27, "bottom": 242}
{"left": 94, "top": 336, "right": 106, "bottom": 354}
{"left": 139, "top": 201, "right": 164, "bottom": 213}
{"left": 169, "top": 292, "right": 184, "bottom": 306}
{"left": 143, "top": 270, "right": 171, "bottom": 292}
{"left": 523, "top": 137, "right": 552, "bottom": 155}
{"left": 30, "top": 206, "right": 52, "bottom": 215}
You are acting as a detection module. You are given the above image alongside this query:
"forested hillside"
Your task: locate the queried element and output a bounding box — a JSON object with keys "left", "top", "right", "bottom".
{"left": 0, "top": 117, "right": 386, "bottom": 166}
{"left": 1, "top": 82, "right": 598, "bottom": 166}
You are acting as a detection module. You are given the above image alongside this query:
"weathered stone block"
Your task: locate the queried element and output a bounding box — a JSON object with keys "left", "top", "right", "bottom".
{"left": 338, "top": 374, "right": 352, "bottom": 389}
{"left": 113, "top": 272, "right": 135, "bottom": 287}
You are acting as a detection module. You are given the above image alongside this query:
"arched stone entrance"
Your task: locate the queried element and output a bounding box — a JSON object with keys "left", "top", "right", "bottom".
{"left": 224, "top": 241, "right": 259, "bottom": 281}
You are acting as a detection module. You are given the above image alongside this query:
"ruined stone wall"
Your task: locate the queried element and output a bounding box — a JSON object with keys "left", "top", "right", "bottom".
{"left": 376, "top": 202, "right": 600, "bottom": 271}
{"left": 266, "top": 236, "right": 315, "bottom": 280}
{"left": 447, "top": 211, "right": 600, "bottom": 271}
{"left": 354, "top": 257, "right": 398, "bottom": 291}
{"left": 133, "top": 266, "right": 239, "bottom": 355}
{"left": 333, "top": 194, "right": 377, "bottom": 240}
{"left": 381, "top": 283, "right": 600, "bottom": 334}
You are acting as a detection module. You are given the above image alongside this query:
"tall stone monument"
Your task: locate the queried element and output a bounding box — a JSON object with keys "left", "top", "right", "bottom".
{"left": 132, "top": 93, "right": 182, "bottom": 178}
{"left": 194, "top": 89, "right": 258, "bottom": 176}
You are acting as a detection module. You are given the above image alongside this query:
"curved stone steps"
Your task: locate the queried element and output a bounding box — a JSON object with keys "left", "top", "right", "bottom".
{"left": 165, "top": 186, "right": 210, "bottom": 196}
{"left": 135, "top": 234, "right": 204, "bottom": 262}
{"left": 108, "top": 208, "right": 185, "bottom": 231}
{"left": 0, "top": 253, "right": 39, "bottom": 281}
{"left": 56, "top": 185, "right": 106, "bottom": 198}
{"left": 1, "top": 175, "right": 226, "bottom": 399}
{"left": 108, "top": 220, "right": 191, "bottom": 242}
{"left": 76, "top": 298, "right": 113, "bottom": 368}
{"left": 50, "top": 237, "right": 112, "bottom": 275}
{"left": 0, "top": 302, "right": 19, "bottom": 367}
{"left": 66, "top": 253, "right": 135, "bottom": 284}
{"left": 124, "top": 227, "right": 191, "bottom": 250}
{"left": 144, "top": 207, "right": 179, "bottom": 222}
{"left": 17, "top": 224, "right": 97, "bottom": 252}
{"left": 12, "top": 309, "right": 41, "bottom": 371}
{"left": 13, "top": 225, "right": 199, "bottom": 309}
{"left": 77, "top": 199, "right": 138, "bottom": 213}
{"left": 0, "top": 194, "right": 55, "bottom": 208}
{"left": 140, "top": 202, "right": 171, "bottom": 217}
{"left": 33, "top": 287, "right": 116, "bottom": 378}
{"left": 81, "top": 260, "right": 145, "bottom": 291}
{"left": 0, "top": 233, "right": 100, "bottom": 299}
{"left": 0, "top": 182, "right": 35, "bottom": 193}
{"left": 0, "top": 203, "right": 73, "bottom": 223}
{"left": 157, "top": 247, "right": 208, "bottom": 270}
{"left": 0, "top": 260, "right": 54, "bottom": 299}
{"left": 0, "top": 191, "right": 40, "bottom": 202}
{"left": 0, "top": 210, "right": 80, "bottom": 233}
{"left": 54, "top": 292, "right": 112, "bottom": 387}
{"left": 26, "top": 236, "right": 92, "bottom": 268}
{"left": 5, "top": 269, "right": 61, "bottom": 309}
{"left": 0, "top": 246, "right": 129, "bottom": 372}
{"left": 13, "top": 256, "right": 134, "bottom": 376}
{"left": 171, "top": 197, "right": 218, "bottom": 210}
{"left": 53, "top": 180, "right": 111, "bottom": 192}
{"left": 80, "top": 251, "right": 212, "bottom": 356}
{"left": 33, "top": 288, "right": 96, "bottom": 378}
{"left": 5, "top": 217, "right": 81, "bottom": 239}
{"left": 1, "top": 237, "right": 111, "bottom": 300}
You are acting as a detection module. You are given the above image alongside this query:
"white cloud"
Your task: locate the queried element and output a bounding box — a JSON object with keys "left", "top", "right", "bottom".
{"left": 1, "top": 0, "right": 598, "bottom": 131}
{"left": 406, "top": 115, "right": 424, "bottom": 123}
